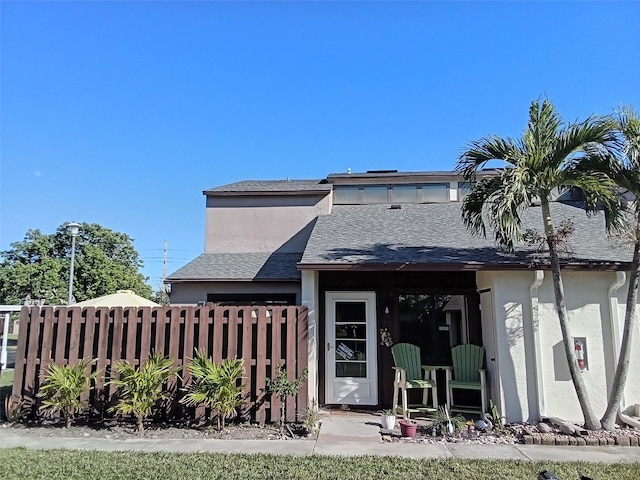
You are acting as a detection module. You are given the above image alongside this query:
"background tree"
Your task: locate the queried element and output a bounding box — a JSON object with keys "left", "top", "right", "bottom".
{"left": 150, "top": 287, "right": 171, "bottom": 306}
{"left": 0, "top": 222, "right": 152, "bottom": 305}
{"left": 456, "top": 98, "right": 621, "bottom": 430}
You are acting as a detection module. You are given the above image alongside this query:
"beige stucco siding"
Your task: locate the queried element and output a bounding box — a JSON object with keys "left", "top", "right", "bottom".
{"left": 204, "top": 194, "right": 332, "bottom": 253}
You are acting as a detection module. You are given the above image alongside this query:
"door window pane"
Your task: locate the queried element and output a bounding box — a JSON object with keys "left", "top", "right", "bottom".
{"left": 334, "top": 301, "right": 368, "bottom": 378}
{"left": 335, "top": 302, "right": 366, "bottom": 323}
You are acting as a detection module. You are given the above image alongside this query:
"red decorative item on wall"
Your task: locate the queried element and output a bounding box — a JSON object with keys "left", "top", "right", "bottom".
{"left": 575, "top": 341, "right": 585, "bottom": 370}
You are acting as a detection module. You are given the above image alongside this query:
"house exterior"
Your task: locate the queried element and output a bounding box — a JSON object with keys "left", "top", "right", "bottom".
{"left": 168, "top": 170, "right": 640, "bottom": 424}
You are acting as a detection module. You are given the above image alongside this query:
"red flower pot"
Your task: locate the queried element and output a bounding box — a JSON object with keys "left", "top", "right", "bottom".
{"left": 399, "top": 420, "right": 417, "bottom": 438}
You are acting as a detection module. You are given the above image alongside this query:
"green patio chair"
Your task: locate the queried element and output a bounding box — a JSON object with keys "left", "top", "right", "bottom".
{"left": 445, "top": 344, "right": 487, "bottom": 415}
{"left": 391, "top": 343, "right": 438, "bottom": 419}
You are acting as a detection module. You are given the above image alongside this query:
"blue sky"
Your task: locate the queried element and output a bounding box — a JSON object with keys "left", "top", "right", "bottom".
{"left": 1, "top": 1, "right": 638, "bottom": 291}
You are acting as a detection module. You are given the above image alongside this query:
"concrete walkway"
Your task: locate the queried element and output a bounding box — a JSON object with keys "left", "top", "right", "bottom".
{"left": 1, "top": 411, "right": 640, "bottom": 463}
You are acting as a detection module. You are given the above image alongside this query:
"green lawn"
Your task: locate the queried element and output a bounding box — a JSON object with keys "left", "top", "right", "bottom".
{"left": 0, "top": 450, "right": 638, "bottom": 480}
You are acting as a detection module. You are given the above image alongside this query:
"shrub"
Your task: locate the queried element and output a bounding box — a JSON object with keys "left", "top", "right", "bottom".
{"left": 180, "top": 351, "right": 245, "bottom": 430}
{"left": 266, "top": 364, "right": 308, "bottom": 435}
{"left": 109, "top": 353, "right": 177, "bottom": 433}
{"left": 37, "top": 358, "right": 98, "bottom": 428}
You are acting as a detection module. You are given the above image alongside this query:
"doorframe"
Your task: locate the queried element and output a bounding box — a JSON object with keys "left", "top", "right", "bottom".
{"left": 324, "top": 291, "right": 378, "bottom": 405}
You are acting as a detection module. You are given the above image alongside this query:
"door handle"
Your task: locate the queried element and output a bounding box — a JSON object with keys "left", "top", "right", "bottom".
{"left": 328, "top": 342, "right": 331, "bottom": 351}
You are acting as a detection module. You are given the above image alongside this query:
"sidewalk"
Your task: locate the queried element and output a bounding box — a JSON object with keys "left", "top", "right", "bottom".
{"left": 1, "top": 411, "right": 640, "bottom": 463}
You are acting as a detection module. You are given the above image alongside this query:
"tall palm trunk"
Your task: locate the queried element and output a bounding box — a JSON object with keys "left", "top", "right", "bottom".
{"left": 541, "top": 198, "right": 601, "bottom": 430}
{"left": 601, "top": 218, "right": 640, "bottom": 431}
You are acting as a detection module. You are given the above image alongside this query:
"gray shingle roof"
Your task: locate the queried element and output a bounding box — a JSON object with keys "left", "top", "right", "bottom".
{"left": 205, "top": 180, "right": 331, "bottom": 194}
{"left": 167, "top": 252, "right": 302, "bottom": 281}
{"left": 300, "top": 202, "right": 632, "bottom": 268}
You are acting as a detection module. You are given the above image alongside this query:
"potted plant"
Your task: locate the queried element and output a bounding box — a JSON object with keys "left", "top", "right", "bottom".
{"left": 432, "top": 406, "right": 466, "bottom": 437}
{"left": 399, "top": 418, "right": 417, "bottom": 438}
{"left": 380, "top": 408, "right": 396, "bottom": 430}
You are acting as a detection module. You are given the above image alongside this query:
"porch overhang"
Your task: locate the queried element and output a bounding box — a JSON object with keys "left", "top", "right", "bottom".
{"left": 297, "top": 261, "right": 630, "bottom": 272}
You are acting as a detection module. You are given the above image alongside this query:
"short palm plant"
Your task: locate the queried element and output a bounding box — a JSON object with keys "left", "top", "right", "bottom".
{"left": 38, "top": 358, "right": 98, "bottom": 428}
{"left": 109, "top": 353, "right": 177, "bottom": 433}
{"left": 180, "top": 351, "right": 245, "bottom": 430}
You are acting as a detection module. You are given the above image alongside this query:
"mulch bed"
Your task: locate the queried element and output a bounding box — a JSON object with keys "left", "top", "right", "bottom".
{"left": 380, "top": 420, "right": 640, "bottom": 447}
{"left": 1, "top": 418, "right": 316, "bottom": 441}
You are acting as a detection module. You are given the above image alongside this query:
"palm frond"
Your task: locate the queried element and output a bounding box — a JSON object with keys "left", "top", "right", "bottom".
{"left": 456, "top": 136, "right": 522, "bottom": 180}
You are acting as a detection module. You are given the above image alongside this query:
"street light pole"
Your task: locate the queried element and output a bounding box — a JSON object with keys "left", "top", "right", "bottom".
{"left": 66, "top": 222, "right": 81, "bottom": 305}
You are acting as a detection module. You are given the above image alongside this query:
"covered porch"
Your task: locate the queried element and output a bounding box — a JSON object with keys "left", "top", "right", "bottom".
{"left": 301, "top": 269, "right": 490, "bottom": 413}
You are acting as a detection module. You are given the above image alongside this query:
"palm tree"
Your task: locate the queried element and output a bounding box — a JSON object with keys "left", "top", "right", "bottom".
{"left": 456, "top": 98, "right": 621, "bottom": 430}
{"left": 584, "top": 106, "right": 640, "bottom": 431}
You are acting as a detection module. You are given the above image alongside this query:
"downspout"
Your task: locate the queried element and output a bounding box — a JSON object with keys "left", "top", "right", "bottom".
{"left": 530, "top": 270, "right": 546, "bottom": 419}
{"left": 608, "top": 271, "right": 626, "bottom": 406}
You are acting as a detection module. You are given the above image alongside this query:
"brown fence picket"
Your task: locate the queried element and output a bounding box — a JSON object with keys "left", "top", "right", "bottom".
{"left": 68, "top": 307, "right": 83, "bottom": 365}
{"left": 296, "top": 307, "right": 309, "bottom": 413}
{"left": 12, "top": 305, "right": 309, "bottom": 424}
{"left": 54, "top": 307, "right": 68, "bottom": 365}
{"left": 124, "top": 309, "right": 137, "bottom": 365}
{"left": 139, "top": 307, "right": 152, "bottom": 362}
{"left": 11, "top": 307, "right": 30, "bottom": 401}
{"left": 269, "top": 309, "right": 282, "bottom": 423}
{"left": 212, "top": 307, "right": 224, "bottom": 361}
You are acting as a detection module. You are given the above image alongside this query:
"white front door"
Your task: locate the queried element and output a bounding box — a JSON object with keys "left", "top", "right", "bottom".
{"left": 325, "top": 291, "right": 378, "bottom": 405}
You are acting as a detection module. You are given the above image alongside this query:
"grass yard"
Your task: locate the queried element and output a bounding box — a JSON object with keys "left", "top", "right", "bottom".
{"left": 0, "top": 449, "right": 638, "bottom": 480}
{"left": 1, "top": 368, "right": 15, "bottom": 388}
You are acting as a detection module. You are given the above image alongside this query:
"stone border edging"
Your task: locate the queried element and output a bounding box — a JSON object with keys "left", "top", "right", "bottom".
{"left": 522, "top": 433, "right": 640, "bottom": 447}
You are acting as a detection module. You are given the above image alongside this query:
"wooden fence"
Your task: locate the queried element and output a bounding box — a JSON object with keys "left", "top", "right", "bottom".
{"left": 12, "top": 305, "right": 308, "bottom": 424}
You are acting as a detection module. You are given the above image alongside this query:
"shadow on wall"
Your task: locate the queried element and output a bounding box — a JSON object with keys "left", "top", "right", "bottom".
{"left": 553, "top": 341, "right": 571, "bottom": 381}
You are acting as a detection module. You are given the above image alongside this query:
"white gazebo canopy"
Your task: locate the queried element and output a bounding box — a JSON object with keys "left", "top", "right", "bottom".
{"left": 73, "top": 290, "right": 160, "bottom": 307}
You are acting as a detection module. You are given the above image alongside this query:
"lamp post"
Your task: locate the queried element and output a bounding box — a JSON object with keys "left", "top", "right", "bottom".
{"left": 66, "top": 222, "right": 81, "bottom": 305}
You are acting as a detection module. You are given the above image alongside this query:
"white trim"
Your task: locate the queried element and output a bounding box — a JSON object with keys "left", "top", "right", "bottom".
{"left": 301, "top": 270, "right": 319, "bottom": 405}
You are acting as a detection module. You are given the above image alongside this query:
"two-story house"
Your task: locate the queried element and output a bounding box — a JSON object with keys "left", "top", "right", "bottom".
{"left": 168, "top": 170, "right": 640, "bottom": 424}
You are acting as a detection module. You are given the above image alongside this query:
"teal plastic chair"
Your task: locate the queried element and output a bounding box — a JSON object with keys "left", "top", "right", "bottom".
{"left": 445, "top": 344, "right": 487, "bottom": 415}
{"left": 391, "top": 343, "right": 438, "bottom": 419}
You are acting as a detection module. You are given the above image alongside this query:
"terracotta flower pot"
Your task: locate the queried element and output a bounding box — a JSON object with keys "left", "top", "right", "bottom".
{"left": 399, "top": 420, "right": 417, "bottom": 438}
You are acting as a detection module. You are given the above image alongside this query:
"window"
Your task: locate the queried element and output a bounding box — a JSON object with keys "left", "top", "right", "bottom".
{"left": 206, "top": 293, "right": 296, "bottom": 306}
{"left": 333, "top": 187, "right": 360, "bottom": 204}
{"left": 421, "top": 184, "right": 449, "bottom": 203}
{"left": 362, "top": 186, "right": 389, "bottom": 204}
{"left": 391, "top": 186, "right": 418, "bottom": 203}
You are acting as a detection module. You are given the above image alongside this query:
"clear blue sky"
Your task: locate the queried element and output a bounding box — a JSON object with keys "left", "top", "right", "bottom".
{"left": 1, "top": 1, "right": 638, "bottom": 290}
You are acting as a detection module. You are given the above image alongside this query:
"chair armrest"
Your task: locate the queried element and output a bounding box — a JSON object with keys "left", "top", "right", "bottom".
{"left": 392, "top": 366, "right": 406, "bottom": 384}
{"left": 421, "top": 365, "right": 440, "bottom": 382}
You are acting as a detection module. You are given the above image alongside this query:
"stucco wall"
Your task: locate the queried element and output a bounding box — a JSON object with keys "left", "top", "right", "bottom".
{"left": 170, "top": 281, "right": 301, "bottom": 305}
{"left": 476, "top": 270, "right": 640, "bottom": 424}
{"left": 204, "top": 194, "right": 332, "bottom": 253}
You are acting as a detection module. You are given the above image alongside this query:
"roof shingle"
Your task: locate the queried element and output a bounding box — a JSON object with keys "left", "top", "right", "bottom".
{"left": 168, "top": 252, "right": 302, "bottom": 281}
{"left": 299, "top": 202, "right": 631, "bottom": 268}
